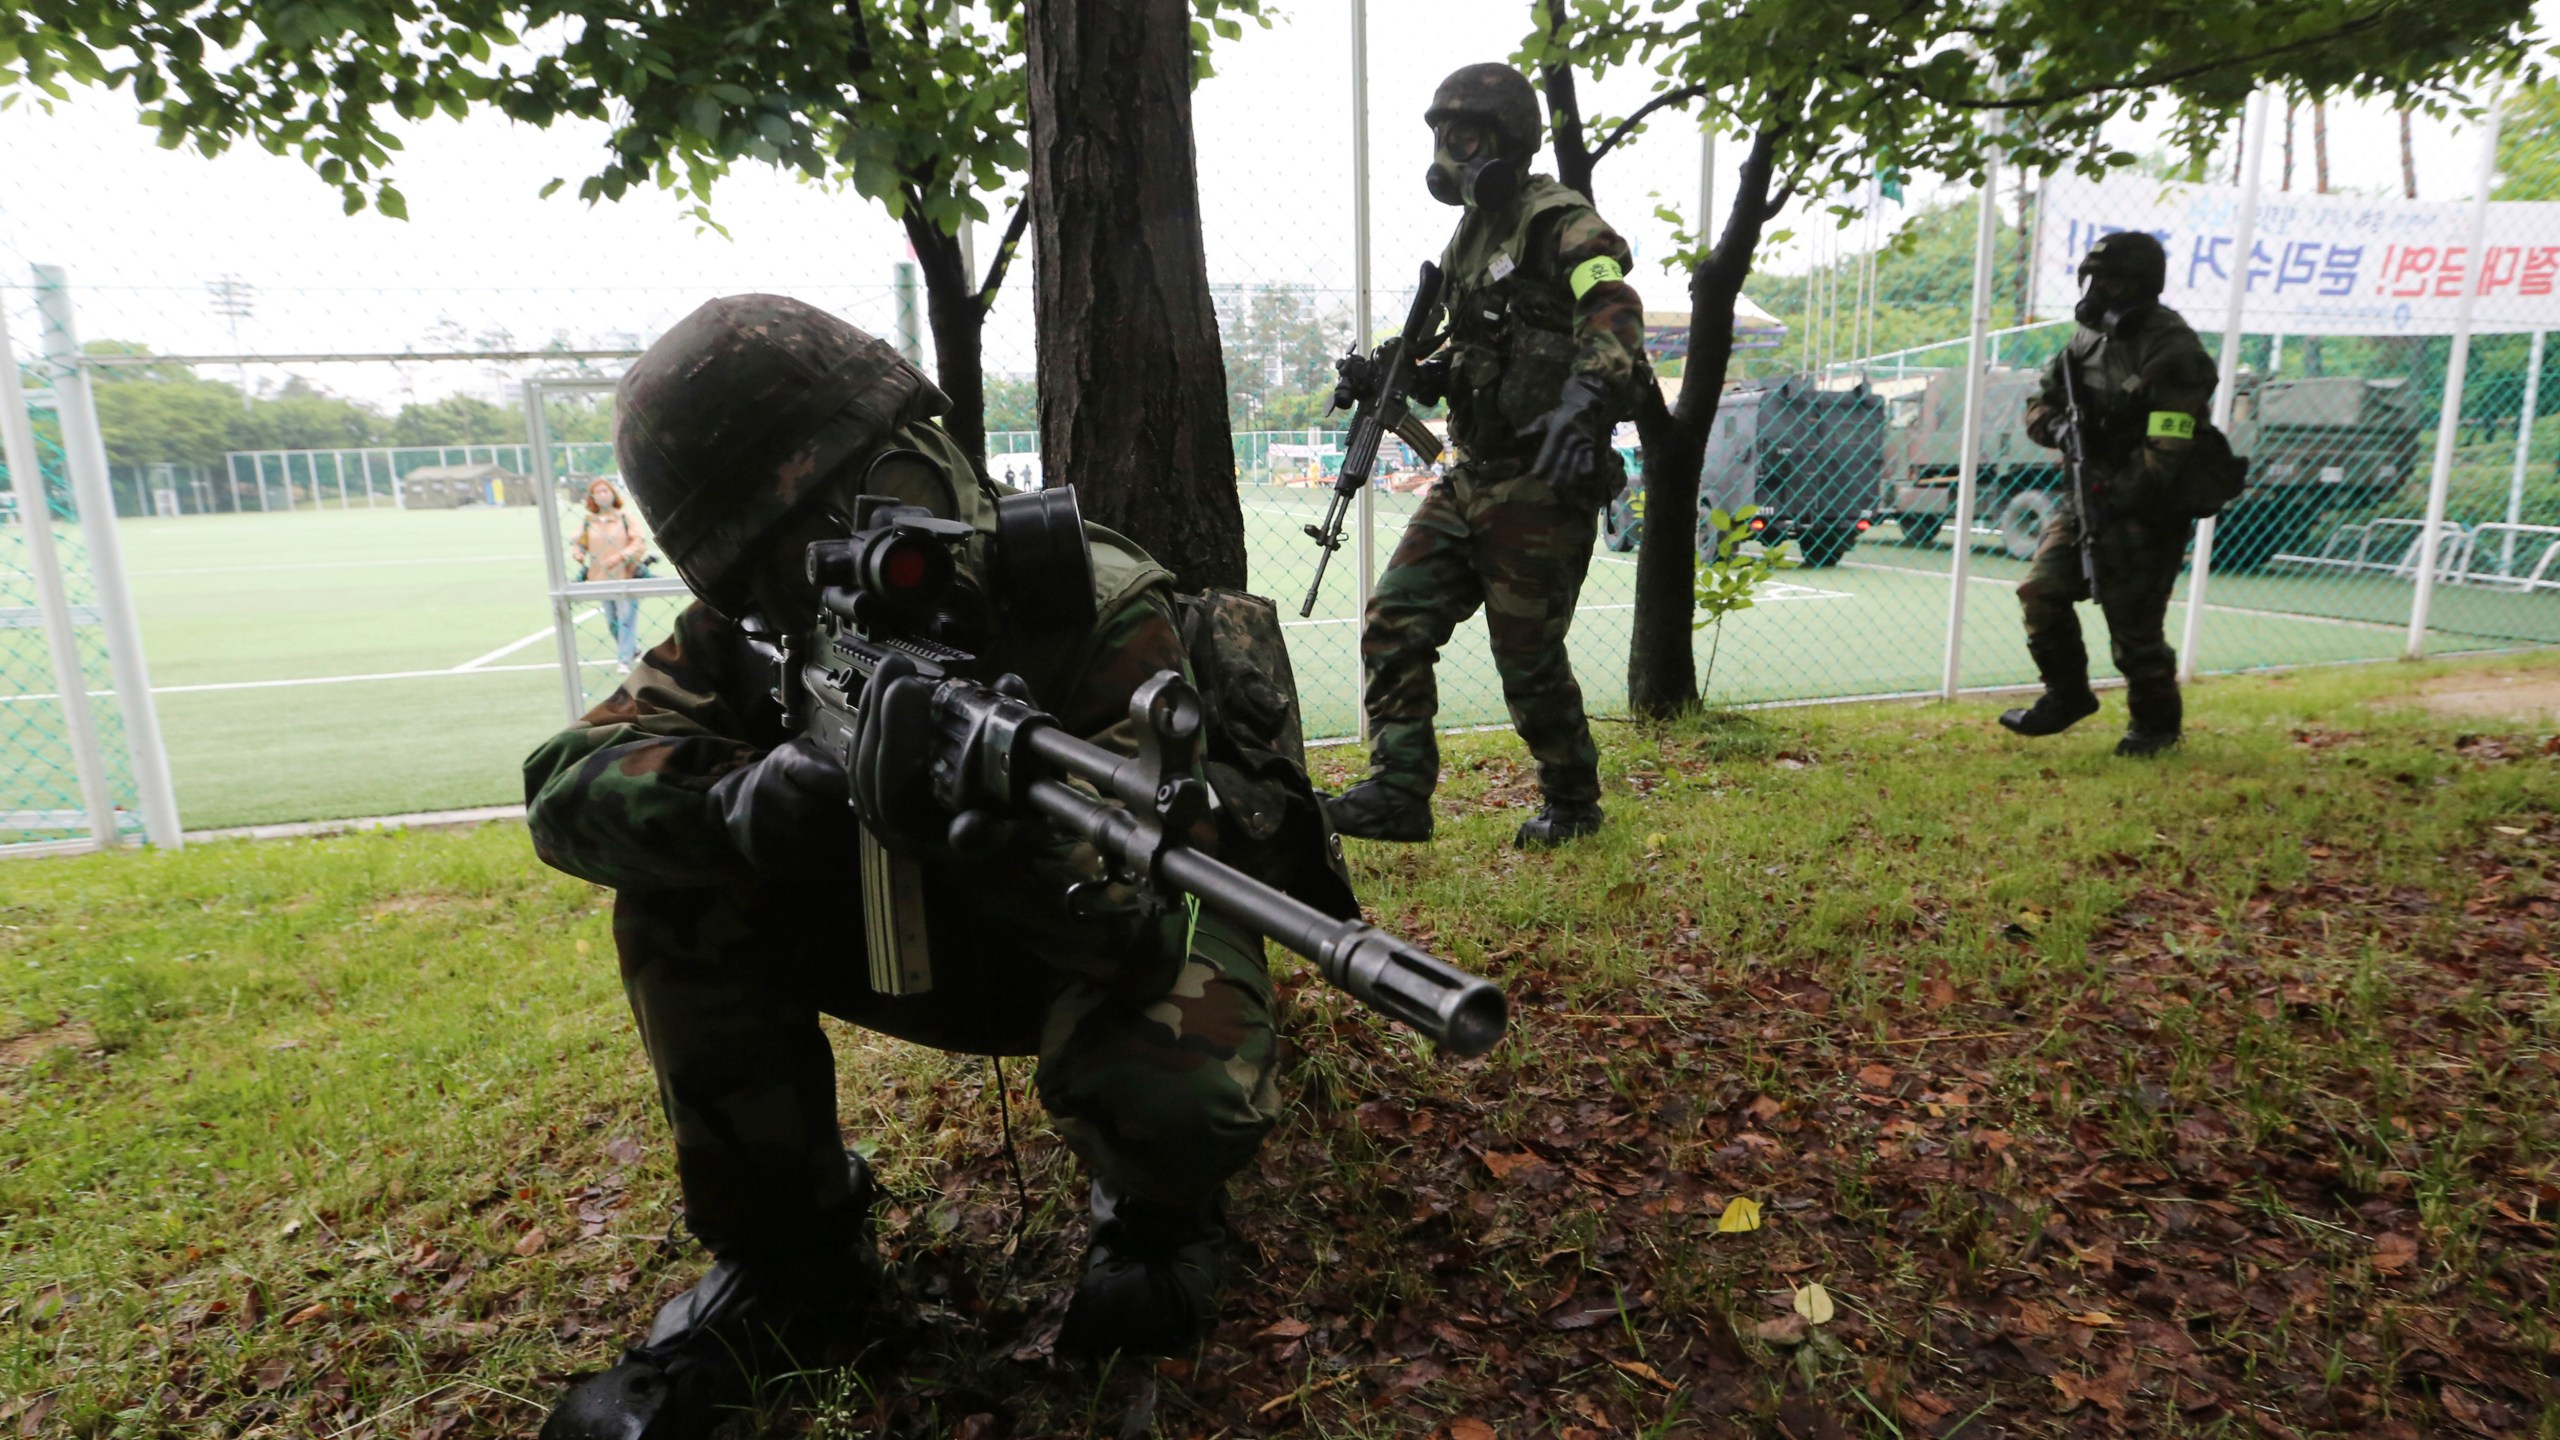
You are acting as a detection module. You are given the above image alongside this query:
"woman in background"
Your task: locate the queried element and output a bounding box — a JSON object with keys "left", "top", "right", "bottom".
{"left": 571, "top": 477, "right": 650, "bottom": 668}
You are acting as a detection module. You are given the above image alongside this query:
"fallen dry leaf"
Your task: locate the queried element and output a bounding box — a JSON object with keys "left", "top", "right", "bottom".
{"left": 1249, "top": 1317, "right": 1311, "bottom": 1343}
{"left": 2053, "top": 1369, "right": 2128, "bottom": 1414}
{"left": 512, "top": 1228, "right": 549, "bottom": 1258}
{"left": 1793, "top": 1283, "right": 1836, "bottom": 1325}
{"left": 1717, "top": 1196, "right": 1763, "bottom": 1233}
{"left": 1753, "top": 1313, "right": 1808, "bottom": 1346}
{"left": 1611, "top": 1358, "right": 1674, "bottom": 1390}
{"left": 1855, "top": 1064, "right": 1896, "bottom": 1091}
{"left": 1447, "top": 1422, "right": 1496, "bottom": 1440}
{"left": 2373, "top": 1232, "right": 2418, "bottom": 1273}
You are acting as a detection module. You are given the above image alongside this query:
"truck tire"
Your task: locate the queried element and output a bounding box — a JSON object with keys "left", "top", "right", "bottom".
{"left": 1797, "top": 526, "right": 1856, "bottom": 568}
{"left": 1999, "top": 491, "right": 2058, "bottom": 561}
{"left": 1896, "top": 514, "right": 1944, "bottom": 548}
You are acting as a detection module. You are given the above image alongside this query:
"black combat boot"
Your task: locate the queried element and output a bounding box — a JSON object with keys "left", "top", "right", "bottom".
{"left": 1324, "top": 779, "right": 1433, "bottom": 843}
{"left": 542, "top": 1152, "right": 877, "bottom": 1440}
{"left": 1514, "top": 799, "right": 1605, "bottom": 849}
{"left": 1055, "top": 1182, "right": 1226, "bottom": 1357}
{"left": 2116, "top": 683, "right": 2183, "bottom": 758}
{"left": 1997, "top": 635, "right": 2101, "bottom": 737}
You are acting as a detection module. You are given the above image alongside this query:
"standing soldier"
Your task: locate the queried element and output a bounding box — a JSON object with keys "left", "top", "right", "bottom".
{"left": 2002, "top": 231, "right": 2218, "bottom": 757}
{"left": 526, "top": 296, "right": 1322, "bottom": 1438}
{"left": 1324, "top": 62, "right": 1649, "bottom": 849}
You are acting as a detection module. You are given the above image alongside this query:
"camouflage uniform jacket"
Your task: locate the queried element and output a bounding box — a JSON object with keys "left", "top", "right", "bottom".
{"left": 1435, "top": 175, "right": 1648, "bottom": 473}
{"left": 523, "top": 530, "right": 1192, "bottom": 978}
{"left": 2027, "top": 304, "right": 2218, "bottom": 522}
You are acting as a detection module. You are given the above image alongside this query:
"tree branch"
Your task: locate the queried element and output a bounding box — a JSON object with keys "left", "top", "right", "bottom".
{"left": 1590, "top": 82, "right": 1711, "bottom": 164}
{"left": 1912, "top": 11, "right": 2406, "bottom": 114}
{"left": 977, "top": 198, "right": 1032, "bottom": 311}
{"left": 1537, "top": 7, "right": 1595, "bottom": 196}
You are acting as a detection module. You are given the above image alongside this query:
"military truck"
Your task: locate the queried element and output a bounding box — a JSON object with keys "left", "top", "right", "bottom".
{"left": 1603, "top": 376, "right": 1883, "bottom": 567}
{"left": 1878, "top": 364, "right": 2425, "bottom": 568}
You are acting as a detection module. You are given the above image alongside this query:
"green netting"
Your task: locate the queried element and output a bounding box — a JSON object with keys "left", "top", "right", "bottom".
{"left": 2, "top": 344, "right": 145, "bottom": 849}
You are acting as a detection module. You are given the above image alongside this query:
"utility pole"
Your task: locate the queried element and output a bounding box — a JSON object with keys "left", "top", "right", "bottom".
{"left": 206, "top": 275, "right": 255, "bottom": 413}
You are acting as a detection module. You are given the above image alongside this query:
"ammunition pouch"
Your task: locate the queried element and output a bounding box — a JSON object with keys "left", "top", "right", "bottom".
{"left": 1173, "top": 589, "right": 1359, "bottom": 921}
{"left": 2174, "top": 422, "right": 2250, "bottom": 521}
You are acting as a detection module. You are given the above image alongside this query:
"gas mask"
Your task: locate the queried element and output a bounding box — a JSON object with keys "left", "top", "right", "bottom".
{"left": 1426, "top": 123, "right": 1521, "bottom": 211}
{"left": 2073, "top": 273, "right": 2153, "bottom": 335}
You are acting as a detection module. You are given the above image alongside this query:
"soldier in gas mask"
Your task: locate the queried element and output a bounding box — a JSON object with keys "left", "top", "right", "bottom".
{"left": 1324, "top": 62, "right": 1650, "bottom": 849}
{"left": 524, "top": 295, "right": 1323, "bottom": 1438}
{"left": 2006, "top": 231, "right": 2220, "bottom": 756}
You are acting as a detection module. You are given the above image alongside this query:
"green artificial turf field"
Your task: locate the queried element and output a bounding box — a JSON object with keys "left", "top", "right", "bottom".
{"left": 8, "top": 490, "right": 2550, "bottom": 832}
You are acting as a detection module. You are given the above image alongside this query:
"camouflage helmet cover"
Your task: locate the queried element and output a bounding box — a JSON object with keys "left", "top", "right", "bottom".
{"left": 1423, "top": 63, "right": 1543, "bottom": 158}
{"left": 2077, "top": 231, "right": 2168, "bottom": 296}
{"left": 615, "top": 294, "right": 949, "bottom": 615}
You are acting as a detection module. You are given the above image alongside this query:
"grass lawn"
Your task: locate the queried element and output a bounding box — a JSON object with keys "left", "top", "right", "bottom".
{"left": 5, "top": 652, "right": 2556, "bottom": 1437}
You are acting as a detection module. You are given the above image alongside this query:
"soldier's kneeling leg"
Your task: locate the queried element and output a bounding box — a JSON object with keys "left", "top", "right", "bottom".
{"left": 545, "top": 888, "right": 883, "bottom": 1438}
{"left": 543, "top": 1152, "right": 878, "bottom": 1440}
{"left": 1036, "top": 911, "right": 1279, "bottom": 1354}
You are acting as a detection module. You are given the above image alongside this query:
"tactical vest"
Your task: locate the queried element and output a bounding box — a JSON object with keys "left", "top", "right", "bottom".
{"left": 1437, "top": 175, "right": 1592, "bottom": 462}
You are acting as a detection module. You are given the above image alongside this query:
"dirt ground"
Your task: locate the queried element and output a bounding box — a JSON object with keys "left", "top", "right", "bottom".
{"left": 2408, "top": 667, "right": 2560, "bottom": 726}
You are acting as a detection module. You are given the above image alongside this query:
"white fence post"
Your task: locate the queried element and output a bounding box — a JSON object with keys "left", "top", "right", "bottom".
{"left": 2181, "top": 88, "right": 2269, "bottom": 685}
{"left": 32, "top": 264, "right": 183, "bottom": 847}
{"left": 2505, "top": 329, "right": 2543, "bottom": 576}
{"left": 2407, "top": 98, "right": 2504, "bottom": 657}
{"left": 1941, "top": 152, "right": 2000, "bottom": 699}
{"left": 1349, "top": 0, "right": 1374, "bottom": 745}
{"left": 0, "top": 292, "right": 119, "bottom": 847}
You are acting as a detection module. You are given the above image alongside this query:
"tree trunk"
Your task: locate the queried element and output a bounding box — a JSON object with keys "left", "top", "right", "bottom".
{"left": 1541, "top": 60, "right": 1596, "bottom": 198}
{"left": 1627, "top": 128, "right": 1783, "bottom": 718}
{"left": 2399, "top": 108, "right": 2418, "bottom": 199}
{"left": 2313, "top": 100, "right": 2330, "bottom": 193}
{"left": 904, "top": 216, "right": 988, "bottom": 468}
{"left": 2304, "top": 100, "right": 2330, "bottom": 376}
{"left": 1025, "top": 0, "right": 1245, "bottom": 591}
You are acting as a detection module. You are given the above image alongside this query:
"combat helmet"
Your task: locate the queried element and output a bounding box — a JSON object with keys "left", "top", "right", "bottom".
{"left": 1423, "top": 64, "right": 1543, "bottom": 159}
{"left": 615, "top": 294, "right": 949, "bottom": 616}
{"left": 2077, "top": 231, "right": 2168, "bottom": 297}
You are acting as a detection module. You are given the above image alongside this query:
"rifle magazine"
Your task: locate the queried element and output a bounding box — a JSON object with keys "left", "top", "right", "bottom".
{"left": 861, "top": 828, "right": 935, "bottom": 995}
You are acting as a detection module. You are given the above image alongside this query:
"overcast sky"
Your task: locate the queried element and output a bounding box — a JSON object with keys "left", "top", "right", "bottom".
{"left": 0, "top": 0, "right": 2537, "bottom": 411}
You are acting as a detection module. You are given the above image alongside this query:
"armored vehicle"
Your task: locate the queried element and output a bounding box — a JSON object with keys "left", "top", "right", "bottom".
{"left": 1879, "top": 364, "right": 2424, "bottom": 568}
{"left": 1604, "top": 376, "right": 1882, "bottom": 567}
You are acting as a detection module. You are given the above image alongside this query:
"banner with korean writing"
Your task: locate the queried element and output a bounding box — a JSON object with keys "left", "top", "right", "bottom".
{"left": 2034, "top": 173, "right": 2560, "bottom": 336}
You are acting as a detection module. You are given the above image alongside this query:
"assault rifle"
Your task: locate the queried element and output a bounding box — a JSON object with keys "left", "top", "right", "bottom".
{"left": 745, "top": 488, "right": 1506, "bottom": 1057}
{"left": 1300, "top": 261, "right": 1448, "bottom": 618}
{"left": 2056, "top": 356, "right": 2101, "bottom": 596}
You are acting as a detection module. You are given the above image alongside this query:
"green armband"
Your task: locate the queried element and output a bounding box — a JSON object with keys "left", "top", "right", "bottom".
{"left": 1569, "top": 256, "right": 1625, "bottom": 299}
{"left": 2147, "top": 410, "right": 2197, "bottom": 441}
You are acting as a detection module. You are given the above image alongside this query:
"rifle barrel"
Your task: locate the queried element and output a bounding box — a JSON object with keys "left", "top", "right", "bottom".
{"left": 1018, "top": 773, "right": 1503, "bottom": 1055}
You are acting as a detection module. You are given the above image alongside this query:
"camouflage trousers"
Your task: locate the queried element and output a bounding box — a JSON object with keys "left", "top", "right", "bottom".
{"left": 1359, "top": 459, "right": 1602, "bottom": 804}
{"left": 2016, "top": 501, "right": 2193, "bottom": 723}
{"left": 611, "top": 877, "right": 1279, "bottom": 1265}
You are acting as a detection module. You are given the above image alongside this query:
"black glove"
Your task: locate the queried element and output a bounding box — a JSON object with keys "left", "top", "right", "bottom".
{"left": 1408, "top": 353, "right": 1452, "bottom": 408}
{"left": 707, "top": 736, "right": 861, "bottom": 874}
{"left": 1523, "top": 374, "right": 1610, "bottom": 492}
{"left": 845, "top": 652, "right": 951, "bottom": 855}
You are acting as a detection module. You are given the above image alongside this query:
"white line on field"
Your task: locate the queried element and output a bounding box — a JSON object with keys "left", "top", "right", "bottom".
{"left": 1282, "top": 582, "right": 1851, "bottom": 632}
{"left": 0, "top": 662, "right": 558, "bottom": 704}
{"left": 454, "top": 609, "right": 597, "bottom": 671}
{"left": 1840, "top": 559, "right": 2411, "bottom": 634}
{"left": 129, "top": 554, "right": 529, "bottom": 577}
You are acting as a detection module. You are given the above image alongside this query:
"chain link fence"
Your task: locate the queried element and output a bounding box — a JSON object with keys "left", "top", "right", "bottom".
{"left": 1, "top": 41, "right": 2552, "bottom": 841}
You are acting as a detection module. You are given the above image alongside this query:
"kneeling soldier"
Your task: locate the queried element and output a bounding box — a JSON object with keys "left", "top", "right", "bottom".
{"left": 526, "top": 296, "right": 1312, "bottom": 1437}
